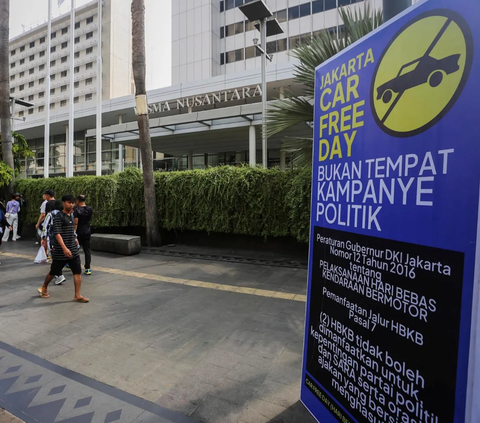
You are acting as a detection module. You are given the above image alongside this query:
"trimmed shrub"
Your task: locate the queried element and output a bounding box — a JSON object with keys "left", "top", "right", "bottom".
{"left": 15, "top": 166, "right": 311, "bottom": 242}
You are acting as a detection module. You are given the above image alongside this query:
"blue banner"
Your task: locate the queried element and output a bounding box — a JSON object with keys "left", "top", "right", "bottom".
{"left": 301, "top": 1, "right": 480, "bottom": 422}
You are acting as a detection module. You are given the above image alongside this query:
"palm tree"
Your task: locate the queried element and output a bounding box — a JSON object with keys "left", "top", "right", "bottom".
{"left": 267, "top": 5, "right": 383, "bottom": 166}
{"left": 0, "top": 0, "right": 14, "bottom": 194}
{"left": 131, "top": 0, "right": 161, "bottom": 246}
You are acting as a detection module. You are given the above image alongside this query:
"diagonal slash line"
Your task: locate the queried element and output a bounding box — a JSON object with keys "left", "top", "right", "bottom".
{"left": 381, "top": 17, "right": 453, "bottom": 125}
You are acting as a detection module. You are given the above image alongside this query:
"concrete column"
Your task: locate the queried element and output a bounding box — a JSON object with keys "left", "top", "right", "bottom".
{"left": 249, "top": 125, "right": 256, "bottom": 167}
{"left": 65, "top": 124, "right": 70, "bottom": 175}
{"left": 280, "top": 150, "right": 286, "bottom": 171}
{"left": 279, "top": 86, "right": 285, "bottom": 100}
{"left": 188, "top": 150, "right": 194, "bottom": 170}
{"left": 118, "top": 114, "right": 124, "bottom": 172}
{"left": 204, "top": 153, "right": 209, "bottom": 168}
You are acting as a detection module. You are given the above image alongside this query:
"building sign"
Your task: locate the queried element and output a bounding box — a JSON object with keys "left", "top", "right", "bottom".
{"left": 135, "top": 85, "right": 263, "bottom": 114}
{"left": 301, "top": 1, "right": 479, "bottom": 423}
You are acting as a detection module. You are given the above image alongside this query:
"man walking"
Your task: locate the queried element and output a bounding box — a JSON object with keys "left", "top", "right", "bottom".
{"left": 38, "top": 194, "right": 89, "bottom": 303}
{"left": 74, "top": 195, "right": 93, "bottom": 275}
{"left": 35, "top": 192, "right": 48, "bottom": 245}
{"left": 0, "top": 207, "right": 12, "bottom": 265}
{"left": 2, "top": 194, "right": 20, "bottom": 242}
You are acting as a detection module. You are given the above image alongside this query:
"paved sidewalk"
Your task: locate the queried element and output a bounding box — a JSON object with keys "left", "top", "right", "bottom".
{"left": 0, "top": 241, "right": 315, "bottom": 423}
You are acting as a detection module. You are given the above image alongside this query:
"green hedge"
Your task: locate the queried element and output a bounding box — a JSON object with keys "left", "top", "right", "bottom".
{"left": 15, "top": 166, "right": 312, "bottom": 242}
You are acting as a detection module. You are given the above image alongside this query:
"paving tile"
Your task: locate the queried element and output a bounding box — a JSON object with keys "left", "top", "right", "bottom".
{"left": 203, "top": 349, "right": 243, "bottom": 369}
{"left": 254, "top": 379, "right": 300, "bottom": 408}
{"left": 226, "top": 363, "right": 268, "bottom": 387}
{"left": 191, "top": 395, "right": 244, "bottom": 423}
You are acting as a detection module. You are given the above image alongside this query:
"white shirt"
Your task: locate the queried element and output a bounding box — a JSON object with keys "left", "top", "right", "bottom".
{"left": 40, "top": 200, "right": 47, "bottom": 214}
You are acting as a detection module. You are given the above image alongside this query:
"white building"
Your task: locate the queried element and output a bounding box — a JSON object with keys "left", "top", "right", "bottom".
{"left": 11, "top": 0, "right": 391, "bottom": 178}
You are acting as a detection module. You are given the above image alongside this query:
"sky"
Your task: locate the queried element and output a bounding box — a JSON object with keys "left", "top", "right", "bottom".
{"left": 9, "top": 0, "right": 172, "bottom": 91}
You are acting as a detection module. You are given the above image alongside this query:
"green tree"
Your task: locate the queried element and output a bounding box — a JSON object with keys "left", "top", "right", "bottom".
{"left": 267, "top": 5, "right": 383, "bottom": 166}
{"left": 0, "top": 132, "right": 34, "bottom": 187}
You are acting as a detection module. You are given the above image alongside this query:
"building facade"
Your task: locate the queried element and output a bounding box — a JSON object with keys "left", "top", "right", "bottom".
{"left": 11, "top": 0, "right": 403, "bottom": 179}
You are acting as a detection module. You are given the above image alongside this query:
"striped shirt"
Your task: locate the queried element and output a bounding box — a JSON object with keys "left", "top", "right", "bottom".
{"left": 51, "top": 211, "right": 78, "bottom": 260}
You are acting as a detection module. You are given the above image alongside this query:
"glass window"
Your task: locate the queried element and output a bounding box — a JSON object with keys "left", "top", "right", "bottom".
{"left": 86, "top": 16, "right": 93, "bottom": 24}
{"left": 312, "top": 0, "right": 325, "bottom": 13}
{"left": 226, "top": 50, "right": 235, "bottom": 64}
{"left": 225, "top": 23, "right": 234, "bottom": 37}
{"left": 277, "top": 38, "right": 287, "bottom": 52}
{"left": 51, "top": 46, "right": 56, "bottom": 53}
{"left": 29, "top": 68, "right": 34, "bottom": 74}
{"left": 39, "top": 78, "right": 44, "bottom": 84}
{"left": 39, "top": 106, "right": 44, "bottom": 112}
{"left": 85, "top": 77, "right": 93, "bottom": 85}
{"left": 234, "top": 22, "right": 244, "bottom": 34}
{"left": 74, "top": 81, "right": 79, "bottom": 88}
{"left": 220, "top": 53, "right": 225, "bottom": 65}
{"left": 19, "top": 71, "right": 24, "bottom": 77}
{"left": 10, "top": 62, "right": 15, "bottom": 68}
{"left": 51, "top": 32, "right": 56, "bottom": 39}
{"left": 61, "top": 85, "right": 67, "bottom": 92}
{"left": 10, "top": 87, "right": 14, "bottom": 93}
{"left": 50, "top": 102, "right": 55, "bottom": 109}
{"left": 39, "top": 91, "right": 45, "bottom": 98}
{"left": 18, "top": 111, "right": 23, "bottom": 117}
{"left": 220, "top": 1, "right": 224, "bottom": 12}
{"left": 74, "top": 96, "right": 79, "bottom": 103}
{"left": 85, "top": 93, "right": 93, "bottom": 101}
{"left": 50, "top": 88, "right": 55, "bottom": 94}
{"left": 75, "top": 22, "right": 80, "bottom": 29}
{"left": 30, "top": 41, "right": 35, "bottom": 48}
{"left": 29, "top": 81, "right": 34, "bottom": 88}
{"left": 225, "top": 0, "right": 234, "bottom": 10}
{"left": 245, "top": 46, "right": 256, "bottom": 59}
{"left": 266, "top": 41, "right": 277, "bottom": 54}
{"left": 28, "top": 94, "right": 34, "bottom": 101}
{"left": 40, "top": 37, "right": 46, "bottom": 43}
{"left": 276, "top": 9, "right": 287, "bottom": 23}
{"left": 75, "top": 52, "right": 80, "bottom": 58}
{"left": 245, "top": 20, "right": 255, "bottom": 31}
{"left": 61, "top": 41, "right": 68, "bottom": 49}
{"left": 234, "top": 48, "right": 244, "bottom": 61}
{"left": 11, "top": 49, "right": 15, "bottom": 56}
{"left": 325, "top": 0, "right": 336, "bottom": 10}
{"left": 220, "top": 27, "right": 224, "bottom": 39}
{"left": 51, "top": 74, "right": 56, "bottom": 80}
{"left": 288, "top": 6, "right": 300, "bottom": 20}
{"left": 86, "top": 62, "right": 93, "bottom": 69}
{"left": 39, "top": 50, "right": 45, "bottom": 57}
{"left": 234, "top": 0, "right": 243, "bottom": 7}
{"left": 19, "top": 84, "right": 24, "bottom": 91}
{"left": 20, "top": 45, "right": 25, "bottom": 52}
{"left": 10, "top": 75, "right": 14, "bottom": 81}
{"left": 75, "top": 36, "right": 80, "bottom": 44}
{"left": 60, "top": 100, "right": 67, "bottom": 107}
{"left": 51, "top": 60, "right": 56, "bottom": 66}
{"left": 339, "top": 0, "right": 351, "bottom": 4}
{"left": 300, "top": 2, "right": 311, "bottom": 17}
{"left": 20, "top": 58, "right": 25, "bottom": 64}
{"left": 86, "top": 47, "right": 93, "bottom": 54}
{"left": 86, "top": 32, "right": 93, "bottom": 40}
{"left": 61, "top": 70, "right": 67, "bottom": 77}
{"left": 28, "top": 108, "right": 34, "bottom": 115}
{"left": 61, "top": 56, "right": 68, "bottom": 63}
{"left": 75, "top": 66, "right": 80, "bottom": 73}
{"left": 289, "top": 35, "right": 301, "bottom": 49}
{"left": 62, "top": 27, "right": 68, "bottom": 34}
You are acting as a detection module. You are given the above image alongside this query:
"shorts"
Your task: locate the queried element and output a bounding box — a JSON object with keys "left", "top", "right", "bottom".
{"left": 50, "top": 255, "right": 82, "bottom": 276}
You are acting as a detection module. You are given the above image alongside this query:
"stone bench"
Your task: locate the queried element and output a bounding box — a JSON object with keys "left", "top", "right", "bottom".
{"left": 90, "top": 234, "right": 142, "bottom": 256}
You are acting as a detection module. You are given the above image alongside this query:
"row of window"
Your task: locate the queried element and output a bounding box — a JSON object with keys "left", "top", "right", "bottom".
{"left": 10, "top": 33, "right": 94, "bottom": 68}
{"left": 10, "top": 62, "right": 94, "bottom": 93}
{"left": 220, "top": 0, "right": 363, "bottom": 38}
{"left": 220, "top": 0, "right": 360, "bottom": 12}
{"left": 17, "top": 93, "right": 95, "bottom": 116}
{"left": 220, "top": 27, "right": 340, "bottom": 64}
{"left": 10, "top": 16, "right": 94, "bottom": 56}
{"left": 11, "top": 77, "right": 94, "bottom": 96}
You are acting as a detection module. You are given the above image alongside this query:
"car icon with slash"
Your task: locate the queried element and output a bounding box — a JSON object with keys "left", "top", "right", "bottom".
{"left": 377, "top": 54, "right": 461, "bottom": 104}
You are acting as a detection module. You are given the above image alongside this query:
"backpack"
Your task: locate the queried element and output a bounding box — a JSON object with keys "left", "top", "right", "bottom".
{"left": 44, "top": 210, "right": 73, "bottom": 250}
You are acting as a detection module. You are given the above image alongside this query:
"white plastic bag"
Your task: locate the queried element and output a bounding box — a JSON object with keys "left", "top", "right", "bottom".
{"left": 34, "top": 246, "right": 48, "bottom": 264}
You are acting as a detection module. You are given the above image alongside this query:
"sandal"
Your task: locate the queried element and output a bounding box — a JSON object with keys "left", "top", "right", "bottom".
{"left": 73, "top": 297, "right": 89, "bottom": 303}
{"left": 37, "top": 287, "right": 49, "bottom": 298}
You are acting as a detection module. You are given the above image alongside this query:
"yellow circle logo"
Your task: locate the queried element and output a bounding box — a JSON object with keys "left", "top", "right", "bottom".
{"left": 371, "top": 10, "right": 473, "bottom": 137}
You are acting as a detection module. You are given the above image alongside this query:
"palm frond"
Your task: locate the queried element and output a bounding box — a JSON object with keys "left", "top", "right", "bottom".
{"left": 267, "top": 4, "right": 383, "bottom": 167}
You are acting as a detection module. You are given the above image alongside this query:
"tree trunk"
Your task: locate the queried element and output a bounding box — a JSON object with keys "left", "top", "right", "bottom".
{"left": 131, "top": 0, "right": 161, "bottom": 247}
{"left": 0, "top": 0, "right": 14, "bottom": 195}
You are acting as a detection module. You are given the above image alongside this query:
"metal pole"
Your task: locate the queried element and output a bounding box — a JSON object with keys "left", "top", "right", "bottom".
{"left": 67, "top": 0, "right": 75, "bottom": 177}
{"left": 44, "top": 0, "right": 52, "bottom": 178}
{"left": 11, "top": 100, "right": 15, "bottom": 133}
{"left": 95, "top": 0, "right": 103, "bottom": 176}
{"left": 260, "top": 18, "right": 267, "bottom": 168}
{"left": 249, "top": 124, "right": 256, "bottom": 167}
{"left": 383, "top": 0, "right": 412, "bottom": 21}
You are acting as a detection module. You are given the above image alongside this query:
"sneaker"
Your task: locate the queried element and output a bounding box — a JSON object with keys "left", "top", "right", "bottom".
{"left": 54, "top": 275, "right": 66, "bottom": 285}
{"left": 84, "top": 269, "right": 92, "bottom": 275}
{"left": 15, "top": 236, "right": 21, "bottom": 240}
{"left": 65, "top": 263, "right": 70, "bottom": 269}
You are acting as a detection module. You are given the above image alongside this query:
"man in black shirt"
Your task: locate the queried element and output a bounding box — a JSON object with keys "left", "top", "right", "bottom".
{"left": 44, "top": 190, "right": 63, "bottom": 214}
{"left": 74, "top": 195, "right": 93, "bottom": 275}
{"left": 38, "top": 194, "right": 89, "bottom": 303}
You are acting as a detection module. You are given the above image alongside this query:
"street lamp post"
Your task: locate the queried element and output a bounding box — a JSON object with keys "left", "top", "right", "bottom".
{"left": 9, "top": 97, "right": 35, "bottom": 132}
{"left": 239, "top": 0, "right": 283, "bottom": 168}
